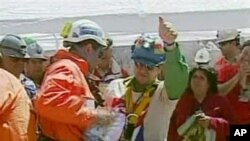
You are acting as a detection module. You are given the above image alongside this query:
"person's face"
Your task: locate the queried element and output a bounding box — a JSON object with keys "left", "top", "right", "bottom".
{"left": 219, "top": 41, "right": 236, "bottom": 57}
{"left": 98, "top": 48, "right": 112, "bottom": 69}
{"left": 134, "top": 62, "right": 161, "bottom": 85}
{"left": 79, "top": 42, "right": 105, "bottom": 71}
{"left": 26, "top": 58, "right": 46, "bottom": 81}
{"left": 191, "top": 70, "right": 209, "bottom": 95}
{"left": 2, "top": 55, "right": 26, "bottom": 77}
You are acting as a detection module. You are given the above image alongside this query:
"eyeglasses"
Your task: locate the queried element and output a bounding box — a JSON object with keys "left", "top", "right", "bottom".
{"left": 134, "top": 61, "right": 158, "bottom": 71}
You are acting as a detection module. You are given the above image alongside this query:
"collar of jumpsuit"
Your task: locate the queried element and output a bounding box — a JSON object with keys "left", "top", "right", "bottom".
{"left": 53, "top": 49, "right": 90, "bottom": 75}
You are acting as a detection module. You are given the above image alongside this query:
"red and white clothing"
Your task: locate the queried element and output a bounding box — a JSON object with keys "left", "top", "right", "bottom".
{"left": 91, "top": 58, "right": 129, "bottom": 93}
{"left": 103, "top": 77, "right": 177, "bottom": 141}
{"left": 215, "top": 57, "right": 250, "bottom": 124}
{"left": 168, "top": 91, "right": 236, "bottom": 141}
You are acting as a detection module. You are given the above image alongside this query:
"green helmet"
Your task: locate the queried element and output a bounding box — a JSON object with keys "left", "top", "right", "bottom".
{"left": 0, "top": 34, "right": 28, "bottom": 58}
{"left": 23, "top": 37, "right": 47, "bottom": 60}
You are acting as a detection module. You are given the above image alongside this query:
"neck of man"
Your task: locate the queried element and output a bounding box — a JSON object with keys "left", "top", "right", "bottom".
{"left": 69, "top": 48, "right": 94, "bottom": 73}
{"left": 133, "top": 79, "right": 155, "bottom": 92}
{"left": 5, "top": 68, "right": 20, "bottom": 78}
{"left": 98, "top": 68, "right": 108, "bottom": 77}
{"left": 225, "top": 48, "right": 240, "bottom": 63}
{"left": 69, "top": 48, "right": 86, "bottom": 60}
{"left": 32, "top": 77, "right": 42, "bottom": 86}
{"left": 14, "top": 73, "right": 20, "bottom": 78}
{"left": 99, "top": 63, "right": 110, "bottom": 73}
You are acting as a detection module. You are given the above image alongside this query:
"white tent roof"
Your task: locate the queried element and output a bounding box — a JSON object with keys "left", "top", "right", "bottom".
{"left": 1, "top": 0, "right": 250, "bottom": 50}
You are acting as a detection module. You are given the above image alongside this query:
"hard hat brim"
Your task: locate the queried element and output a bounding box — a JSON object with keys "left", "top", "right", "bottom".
{"left": 216, "top": 36, "right": 237, "bottom": 44}
{"left": 1, "top": 48, "right": 27, "bottom": 59}
{"left": 64, "top": 35, "right": 107, "bottom": 47}
{"left": 28, "top": 54, "right": 48, "bottom": 60}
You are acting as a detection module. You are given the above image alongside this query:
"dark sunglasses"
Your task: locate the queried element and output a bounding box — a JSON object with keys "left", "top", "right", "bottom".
{"left": 134, "top": 61, "right": 158, "bottom": 71}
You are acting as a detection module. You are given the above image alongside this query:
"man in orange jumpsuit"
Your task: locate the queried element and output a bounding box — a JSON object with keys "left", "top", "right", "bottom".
{"left": 35, "top": 19, "right": 114, "bottom": 141}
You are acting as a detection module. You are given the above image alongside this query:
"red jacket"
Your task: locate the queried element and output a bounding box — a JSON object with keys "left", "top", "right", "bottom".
{"left": 168, "top": 92, "right": 236, "bottom": 141}
{"left": 216, "top": 57, "right": 250, "bottom": 124}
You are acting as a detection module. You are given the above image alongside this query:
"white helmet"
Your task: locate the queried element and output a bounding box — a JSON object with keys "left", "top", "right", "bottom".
{"left": 61, "top": 19, "right": 107, "bottom": 46}
{"left": 194, "top": 48, "right": 210, "bottom": 64}
{"left": 216, "top": 29, "right": 239, "bottom": 44}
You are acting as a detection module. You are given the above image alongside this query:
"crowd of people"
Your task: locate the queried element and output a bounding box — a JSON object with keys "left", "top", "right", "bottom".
{"left": 0, "top": 16, "right": 250, "bottom": 141}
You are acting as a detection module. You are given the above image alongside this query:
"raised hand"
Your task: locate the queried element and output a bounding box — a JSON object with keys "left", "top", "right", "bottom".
{"left": 239, "top": 62, "right": 250, "bottom": 88}
{"left": 158, "top": 16, "right": 177, "bottom": 44}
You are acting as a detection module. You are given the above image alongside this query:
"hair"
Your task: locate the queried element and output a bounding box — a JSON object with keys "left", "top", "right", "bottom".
{"left": 185, "top": 66, "right": 218, "bottom": 95}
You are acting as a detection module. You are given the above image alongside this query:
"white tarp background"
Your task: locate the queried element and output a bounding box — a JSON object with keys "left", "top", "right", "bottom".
{"left": 1, "top": 0, "right": 250, "bottom": 47}
{"left": 1, "top": 0, "right": 250, "bottom": 73}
